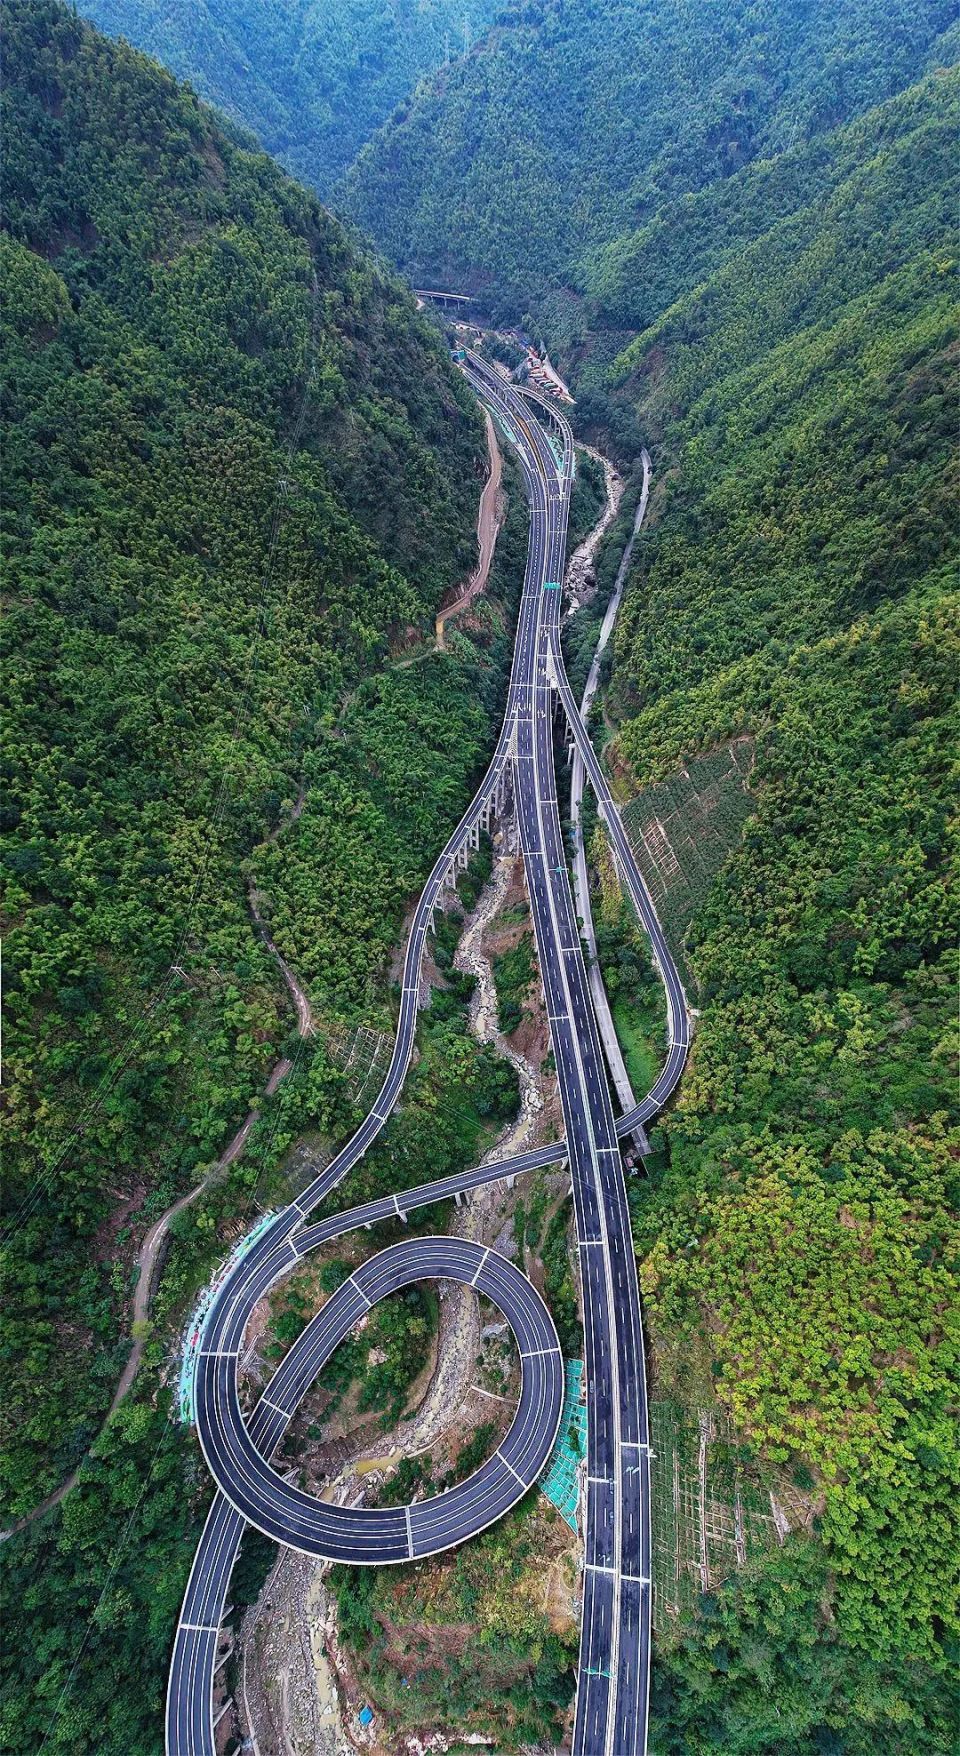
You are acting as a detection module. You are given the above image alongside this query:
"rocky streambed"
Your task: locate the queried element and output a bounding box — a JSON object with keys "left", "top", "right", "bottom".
{"left": 237, "top": 830, "right": 559, "bottom": 1752}
{"left": 565, "top": 444, "right": 624, "bottom": 615}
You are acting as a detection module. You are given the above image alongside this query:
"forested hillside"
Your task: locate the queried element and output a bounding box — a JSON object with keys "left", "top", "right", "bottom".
{"left": 598, "top": 63, "right": 958, "bottom": 1756}
{"left": 583, "top": 61, "right": 960, "bottom": 335}
{"left": 0, "top": 0, "right": 487, "bottom": 1525}
{"left": 3, "top": 0, "right": 958, "bottom": 1750}
{"left": 81, "top": 0, "right": 497, "bottom": 191}
{"left": 338, "top": 0, "right": 959, "bottom": 1735}
{"left": 339, "top": 0, "right": 958, "bottom": 308}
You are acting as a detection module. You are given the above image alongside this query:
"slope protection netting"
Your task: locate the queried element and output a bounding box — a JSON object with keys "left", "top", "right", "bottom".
{"left": 540, "top": 1359, "right": 587, "bottom": 1528}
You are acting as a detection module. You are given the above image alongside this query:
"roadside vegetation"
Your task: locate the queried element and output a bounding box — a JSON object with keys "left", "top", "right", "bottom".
{"left": 591, "top": 878, "right": 667, "bottom": 1099}
{"left": 272, "top": 1279, "right": 437, "bottom": 1427}
{"left": 252, "top": 655, "right": 496, "bottom": 1015}
{"left": 330, "top": 1488, "right": 578, "bottom": 1747}
{"left": 649, "top": 1543, "right": 959, "bottom": 1756}
{"left": 492, "top": 931, "right": 536, "bottom": 1035}
{"left": 602, "top": 59, "right": 959, "bottom": 1752}
{"left": 325, "top": 978, "right": 521, "bottom": 1210}
{"left": 0, "top": 7, "right": 525, "bottom": 1752}
{"left": 566, "top": 447, "right": 607, "bottom": 551}
{"left": 540, "top": 1199, "right": 582, "bottom": 1357}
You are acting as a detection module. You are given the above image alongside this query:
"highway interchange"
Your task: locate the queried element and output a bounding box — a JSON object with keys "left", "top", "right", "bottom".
{"left": 167, "top": 356, "right": 689, "bottom": 1756}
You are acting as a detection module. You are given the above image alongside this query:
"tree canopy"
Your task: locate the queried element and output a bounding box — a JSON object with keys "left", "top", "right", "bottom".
{"left": 80, "top": 0, "right": 498, "bottom": 192}
{"left": 1, "top": 0, "right": 483, "bottom": 1518}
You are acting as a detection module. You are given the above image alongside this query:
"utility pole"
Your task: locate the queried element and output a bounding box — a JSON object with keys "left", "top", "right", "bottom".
{"left": 462, "top": 14, "right": 472, "bottom": 54}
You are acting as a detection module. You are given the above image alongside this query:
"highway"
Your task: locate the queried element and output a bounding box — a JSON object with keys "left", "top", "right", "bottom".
{"left": 196, "top": 1234, "right": 563, "bottom": 1559}
{"left": 474, "top": 358, "right": 659, "bottom": 1756}
{"left": 570, "top": 452, "right": 652, "bottom": 1146}
{"left": 167, "top": 355, "right": 689, "bottom": 1756}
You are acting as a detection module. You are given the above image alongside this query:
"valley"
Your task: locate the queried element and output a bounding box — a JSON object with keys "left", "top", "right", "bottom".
{"left": 1, "top": 4, "right": 957, "bottom": 1756}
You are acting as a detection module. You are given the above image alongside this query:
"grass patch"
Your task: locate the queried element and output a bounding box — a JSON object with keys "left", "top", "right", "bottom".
{"left": 591, "top": 875, "right": 667, "bottom": 1094}
{"left": 611, "top": 993, "right": 658, "bottom": 1094}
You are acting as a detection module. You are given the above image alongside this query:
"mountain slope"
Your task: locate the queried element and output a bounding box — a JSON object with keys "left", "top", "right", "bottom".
{"left": 338, "top": 0, "right": 958, "bottom": 306}
{"left": 80, "top": 0, "right": 497, "bottom": 191}
{"left": 0, "top": 0, "right": 487, "bottom": 1524}
{"left": 592, "top": 62, "right": 959, "bottom": 1749}
{"left": 609, "top": 68, "right": 958, "bottom": 689}
{"left": 584, "top": 63, "right": 960, "bottom": 333}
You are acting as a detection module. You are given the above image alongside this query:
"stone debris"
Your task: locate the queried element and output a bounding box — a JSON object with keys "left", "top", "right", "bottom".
{"left": 454, "top": 846, "right": 545, "bottom": 1155}
{"left": 240, "top": 1550, "right": 351, "bottom": 1756}
{"left": 564, "top": 445, "right": 624, "bottom": 616}
{"left": 238, "top": 839, "right": 556, "bottom": 1754}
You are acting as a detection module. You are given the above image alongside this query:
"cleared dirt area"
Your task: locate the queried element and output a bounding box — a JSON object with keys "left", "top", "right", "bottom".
{"left": 436, "top": 409, "right": 504, "bottom": 647}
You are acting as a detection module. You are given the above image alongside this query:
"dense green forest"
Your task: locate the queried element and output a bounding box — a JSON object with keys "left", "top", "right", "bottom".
{"left": 339, "top": 0, "right": 958, "bottom": 310}
{"left": 0, "top": 0, "right": 489, "bottom": 1524}
{"left": 596, "top": 58, "right": 959, "bottom": 1756}
{"left": 81, "top": 0, "right": 497, "bottom": 192}
{"left": 0, "top": 6, "right": 532, "bottom": 1747}
{"left": 584, "top": 60, "right": 960, "bottom": 335}
{"left": 4, "top": 0, "right": 958, "bottom": 1750}
{"left": 610, "top": 70, "right": 958, "bottom": 688}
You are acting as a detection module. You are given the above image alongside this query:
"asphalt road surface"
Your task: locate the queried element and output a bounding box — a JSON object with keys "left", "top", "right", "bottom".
{"left": 569, "top": 452, "right": 652, "bottom": 1142}
{"left": 166, "top": 356, "right": 689, "bottom": 1756}
{"left": 471, "top": 359, "right": 660, "bottom": 1756}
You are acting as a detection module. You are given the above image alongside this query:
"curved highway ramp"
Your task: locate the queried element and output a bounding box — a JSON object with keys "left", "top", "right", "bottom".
{"left": 166, "top": 360, "right": 689, "bottom": 1756}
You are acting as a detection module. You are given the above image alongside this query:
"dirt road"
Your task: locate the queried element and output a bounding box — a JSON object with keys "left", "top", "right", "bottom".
{"left": 436, "top": 409, "right": 503, "bottom": 646}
